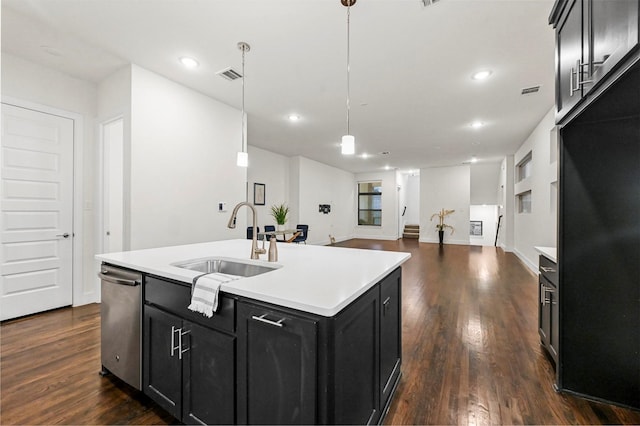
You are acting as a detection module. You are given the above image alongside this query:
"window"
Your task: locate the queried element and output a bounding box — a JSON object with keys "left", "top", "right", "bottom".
{"left": 358, "top": 181, "right": 382, "bottom": 226}
{"left": 517, "top": 191, "right": 532, "bottom": 214}
{"left": 516, "top": 151, "right": 532, "bottom": 182}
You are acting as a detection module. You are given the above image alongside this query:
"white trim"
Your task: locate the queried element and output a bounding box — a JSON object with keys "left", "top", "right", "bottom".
{"left": 1, "top": 96, "right": 87, "bottom": 306}
{"left": 513, "top": 247, "right": 537, "bottom": 273}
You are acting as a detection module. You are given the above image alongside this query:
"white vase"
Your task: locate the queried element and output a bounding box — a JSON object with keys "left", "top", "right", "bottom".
{"left": 277, "top": 224, "right": 284, "bottom": 231}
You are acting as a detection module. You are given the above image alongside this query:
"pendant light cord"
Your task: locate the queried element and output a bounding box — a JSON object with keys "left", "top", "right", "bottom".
{"left": 346, "top": 3, "right": 351, "bottom": 136}
{"left": 241, "top": 46, "right": 246, "bottom": 153}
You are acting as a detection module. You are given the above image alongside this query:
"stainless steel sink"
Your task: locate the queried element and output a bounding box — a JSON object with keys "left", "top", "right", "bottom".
{"left": 172, "top": 257, "right": 278, "bottom": 277}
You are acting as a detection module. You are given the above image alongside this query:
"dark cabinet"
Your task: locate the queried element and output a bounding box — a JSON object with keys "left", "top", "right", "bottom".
{"left": 143, "top": 305, "right": 182, "bottom": 419}
{"left": 142, "top": 268, "right": 404, "bottom": 424}
{"left": 556, "top": 0, "right": 584, "bottom": 117}
{"left": 550, "top": 0, "right": 639, "bottom": 122}
{"left": 143, "top": 277, "right": 236, "bottom": 425}
{"left": 237, "top": 302, "right": 317, "bottom": 425}
{"left": 556, "top": 59, "right": 640, "bottom": 409}
{"left": 538, "top": 255, "right": 558, "bottom": 364}
{"left": 379, "top": 267, "right": 402, "bottom": 413}
{"left": 333, "top": 287, "right": 380, "bottom": 425}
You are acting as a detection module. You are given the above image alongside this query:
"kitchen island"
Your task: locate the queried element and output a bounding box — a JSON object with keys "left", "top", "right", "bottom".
{"left": 97, "top": 239, "right": 410, "bottom": 425}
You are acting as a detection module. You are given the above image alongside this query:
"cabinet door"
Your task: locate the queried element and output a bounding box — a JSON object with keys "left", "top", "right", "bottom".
{"left": 590, "top": 0, "right": 639, "bottom": 85}
{"left": 549, "top": 284, "right": 559, "bottom": 361}
{"left": 334, "top": 287, "right": 380, "bottom": 425}
{"left": 182, "top": 322, "right": 236, "bottom": 425}
{"left": 143, "top": 305, "right": 182, "bottom": 419}
{"left": 237, "top": 303, "right": 317, "bottom": 425}
{"left": 379, "top": 268, "right": 401, "bottom": 412}
{"left": 556, "top": 0, "right": 584, "bottom": 117}
{"left": 538, "top": 277, "right": 551, "bottom": 348}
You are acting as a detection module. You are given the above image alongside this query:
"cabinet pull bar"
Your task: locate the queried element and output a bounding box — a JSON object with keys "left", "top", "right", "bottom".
{"left": 252, "top": 314, "right": 285, "bottom": 327}
{"left": 540, "top": 266, "right": 556, "bottom": 273}
{"left": 170, "top": 326, "right": 178, "bottom": 357}
{"left": 178, "top": 329, "right": 190, "bottom": 360}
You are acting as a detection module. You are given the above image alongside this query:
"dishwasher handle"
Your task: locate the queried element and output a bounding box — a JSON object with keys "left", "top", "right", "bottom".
{"left": 98, "top": 272, "right": 140, "bottom": 286}
{"left": 98, "top": 265, "right": 142, "bottom": 286}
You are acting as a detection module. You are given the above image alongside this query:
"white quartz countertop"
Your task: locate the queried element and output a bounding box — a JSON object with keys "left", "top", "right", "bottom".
{"left": 534, "top": 246, "right": 557, "bottom": 263}
{"left": 96, "top": 239, "right": 411, "bottom": 317}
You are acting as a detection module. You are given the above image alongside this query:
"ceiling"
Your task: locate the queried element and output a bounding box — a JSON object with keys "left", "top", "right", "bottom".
{"left": 1, "top": 0, "right": 556, "bottom": 174}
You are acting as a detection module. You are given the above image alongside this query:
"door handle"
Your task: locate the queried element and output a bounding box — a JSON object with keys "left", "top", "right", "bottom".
{"left": 56, "top": 233, "right": 70, "bottom": 238}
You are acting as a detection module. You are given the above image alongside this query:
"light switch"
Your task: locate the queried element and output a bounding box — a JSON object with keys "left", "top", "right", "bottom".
{"left": 219, "top": 202, "right": 227, "bottom": 212}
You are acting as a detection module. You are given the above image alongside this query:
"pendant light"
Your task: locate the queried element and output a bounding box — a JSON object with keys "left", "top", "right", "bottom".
{"left": 341, "top": 0, "right": 356, "bottom": 155}
{"left": 237, "top": 41, "right": 250, "bottom": 167}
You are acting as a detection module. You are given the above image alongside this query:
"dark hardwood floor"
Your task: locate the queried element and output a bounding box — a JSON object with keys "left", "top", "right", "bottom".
{"left": 1, "top": 239, "right": 638, "bottom": 424}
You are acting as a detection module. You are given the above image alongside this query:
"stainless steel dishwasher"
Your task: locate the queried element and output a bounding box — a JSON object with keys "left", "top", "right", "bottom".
{"left": 98, "top": 263, "right": 142, "bottom": 390}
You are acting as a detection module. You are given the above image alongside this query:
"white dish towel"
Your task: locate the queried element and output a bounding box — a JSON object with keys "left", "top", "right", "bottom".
{"left": 188, "top": 273, "right": 239, "bottom": 318}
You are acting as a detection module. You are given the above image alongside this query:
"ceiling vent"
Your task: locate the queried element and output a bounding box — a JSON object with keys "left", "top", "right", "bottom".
{"left": 216, "top": 67, "right": 243, "bottom": 81}
{"left": 421, "top": 0, "right": 441, "bottom": 6}
{"left": 521, "top": 85, "right": 541, "bottom": 95}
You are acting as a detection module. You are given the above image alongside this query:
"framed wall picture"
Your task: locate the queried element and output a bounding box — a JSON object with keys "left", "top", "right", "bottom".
{"left": 470, "top": 221, "right": 483, "bottom": 236}
{"left": 254, "top": 183, "right": 265, "bottom": 205}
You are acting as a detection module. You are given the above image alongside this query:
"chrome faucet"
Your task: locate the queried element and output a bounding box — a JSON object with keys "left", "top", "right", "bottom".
{"left": 227, "top": 202, "right": 267, "bottom": 260}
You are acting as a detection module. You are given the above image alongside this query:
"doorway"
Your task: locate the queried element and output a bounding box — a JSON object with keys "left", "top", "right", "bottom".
{"left": 101, "top": 117, "right": 124, "bottom": 253}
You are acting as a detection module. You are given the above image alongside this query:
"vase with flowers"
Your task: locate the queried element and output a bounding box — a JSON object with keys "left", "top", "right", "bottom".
{"left": 430, "top": 208, "right": 455, "bottom": 245}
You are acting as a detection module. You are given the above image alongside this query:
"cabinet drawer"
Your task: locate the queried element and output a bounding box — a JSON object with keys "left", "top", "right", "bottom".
{"left": 145, "top": 275, "right": 235, "bottom": 333}
{"left": 539, "top": 255, "right": 558, "bottom": 286}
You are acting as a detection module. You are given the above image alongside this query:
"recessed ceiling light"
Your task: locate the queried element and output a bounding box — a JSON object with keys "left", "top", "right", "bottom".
{"left": 288, "top": 114, "right": 300, "bottom": 122}
{"left": 471, "top": 157, "right": 478, "bottom": 163}
{"left": 361, "top": 153, "right": 369, "bottom": 159}
{"left": 384, "top": 165, "right": 391, "bottom": 170}
{"left": 179, "top": 56, "right": 199, "bottom": 69}
{"left": 471, "top": 121, "right": 484, "bottom": 129}
{"left": 471, "top": 70, "right": 492, "bottom": 80}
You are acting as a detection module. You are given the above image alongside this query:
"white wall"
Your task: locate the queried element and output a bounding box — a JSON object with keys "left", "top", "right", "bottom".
{"left": 471, "top": 163, "right": 501, "bottom": 205}
{"left": 512, "top": 107, "right": 557, "bottom": 271}
{"left": 1, "top": 52, "right": 98, "bottom": 305}
{"left": 247, "top": 146, "right": 290, "bottom": 229}
{"left": 290, "top": 156, "right": 355, "bottom": 245}
{"left": 470, "top": 205, "right": 499, "bottom": 246}
{"left": 420, "top": 165, "right": 470, "bottom": 245}
{"left": 129, "top": 65, "right": 246, "bottom": 249}
{"left": 354, "top": 170, "right": 399, "bottom": 240}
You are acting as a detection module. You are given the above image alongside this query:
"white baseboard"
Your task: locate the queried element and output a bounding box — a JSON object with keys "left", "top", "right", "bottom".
{"left": 513, "top": 248, "right": 537, "bottom": 273}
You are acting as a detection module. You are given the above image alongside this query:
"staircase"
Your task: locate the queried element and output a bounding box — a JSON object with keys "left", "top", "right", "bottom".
{"left": 402, "top": 224, "right": 420, "bottom": 239}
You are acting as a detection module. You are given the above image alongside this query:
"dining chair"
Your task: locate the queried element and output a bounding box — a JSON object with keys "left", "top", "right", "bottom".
{"left": 292, "top": 224, "right": 308, "bottom": 244}
{"left": 246, "top": 226, "right": 259, "bottom": 240}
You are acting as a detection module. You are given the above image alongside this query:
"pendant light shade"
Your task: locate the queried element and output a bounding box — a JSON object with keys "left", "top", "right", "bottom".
{"left": 341, "top": 0, "right": 356, "bottom": 155}
{"left": 236, "top": 41, "right": 250, "bottom": 167}
{"left": 341, "top": 135, "right": 355, "bottom": 155}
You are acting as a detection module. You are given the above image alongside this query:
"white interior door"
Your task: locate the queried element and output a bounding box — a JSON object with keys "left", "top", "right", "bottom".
{"left": 102, "top": 118, "right": 124, "bottom": 253}
{"left": 1, "top": 103, "right": 74, "bottom": 320}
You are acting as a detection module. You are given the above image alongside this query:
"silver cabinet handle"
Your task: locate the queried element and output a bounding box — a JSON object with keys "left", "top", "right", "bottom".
{"left": 56, "top": 233, "right": 70, "bottom": 238}
{"left": 170, "top": 326, "right": 179, "bottom": 357}
{"left": 540, "top": 266, "right": 556, "bottom": 273}
{"left": 251, "top": 314, "right": 285, "bottom": 327}
{"left": 382, "top": 296, "right": 391, "bottom": 316}
{"left": 179, "top": 329, "right": 190, "bottom": 360}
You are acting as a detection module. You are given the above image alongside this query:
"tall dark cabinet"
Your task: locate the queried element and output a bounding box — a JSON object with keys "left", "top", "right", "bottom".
{"left": 550, "top": 0, "right": 640, "bottom": 409}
